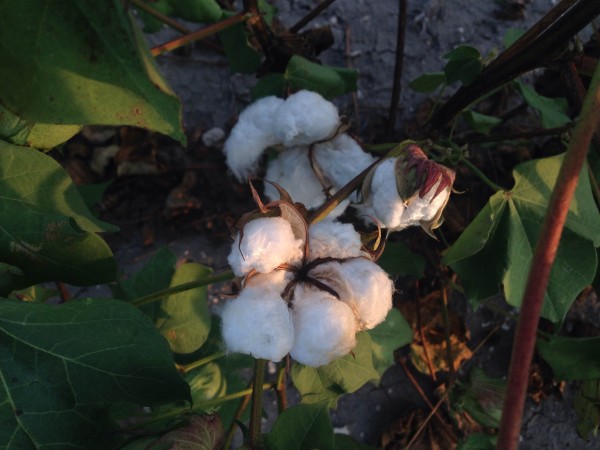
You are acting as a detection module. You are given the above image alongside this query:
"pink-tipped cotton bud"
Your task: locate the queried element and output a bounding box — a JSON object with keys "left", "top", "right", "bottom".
{"left": 223, "top": 96, "right": 285, "bottom": 181}
{"left": 307, "top": 220, "right": 364, "bottom": 261}
{"left": 221, "top": 287, "right": 294, "bottom": 362}
{"left": 290, "top": 286, "right": 357, "bottom": 367}
{"left": 228, "top": 217, "right": 303, "bottom": 277}
{"left": 274, "top": 90, "right": 340, "bottom": 146}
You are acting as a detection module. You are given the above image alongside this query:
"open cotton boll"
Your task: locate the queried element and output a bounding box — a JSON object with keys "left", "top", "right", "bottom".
{"left": 338, "top": 258, "right": 394, "bottom": 330}
{"left": 307, "top": 220, "right": 364, "bottom": 260}
{"left": 228, "top": 217, "right": 303, "bottom": 276}
{"left": 264, "top": 147, "right": 327, "bottom": 210}
{"left": 273, "top": 90, "right": 340, "bottom": 146}
{"left": 244, "top": 270, "right": 293, "bottom": 295}
{"left": 223, "top": 96, "right": 284, "bottom": 181}
{"left": 396, "top": 179, "right": 451, "bottom": 228}
{"left": 370, "top": 158, "right": 406, "bottom": 229}
{"left": 290, "top": 286, "right": 357, "bottom": 367}
{"left": 314, "top": 134, "right": 376, "bottom": 190}
{"left": 221, "top": 287, "right": 294, "bottom": 362}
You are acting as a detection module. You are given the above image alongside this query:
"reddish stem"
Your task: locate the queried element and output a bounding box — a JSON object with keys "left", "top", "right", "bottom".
{"left": 496, "top": 61, "right": 600, "bottom": 450}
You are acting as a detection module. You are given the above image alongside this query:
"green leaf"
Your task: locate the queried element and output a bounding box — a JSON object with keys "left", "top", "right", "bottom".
{"left": 514, "top": 80, "right": 571, "bottom": 128}
{"left": 0, "top": 141, "right": 117, "bottom": 295}
{"left": 334, "top": 434, "right": 379, "bottom": 450}
{"left": 8, "top": 284, "right": 58, "bottom": 303}
{"left": 251, "top": 73, "right": 287, "bottom": 100}
{"left": 462, "top": 110, "right": 502, "bottom": 135}
{"left": 367, "top": 308, "right": 413, "bottom": 377}
{"left": 0, "top": 0, "right": 184, "bottom": 142}
{"left": 77, "top": 181, "right": 112, "bottom": 214}
{"left": 0, "top": 298, "right": 190, "bottom": 449}
{"left": 537, "top": 335, "right": 600, "bottom": 380}
{"left": 444, "top": 154, "right": 600, "bottom": 324}
{"left": 443, "top": 45, "right": 482, "bottom": 86}
{"left": 456, "top": 433, "right": 496, "bottom": 450}
{"left": 408, "top": 72, "right": 446, "bottom": 93}
{"left": 116, "top": 247, "right": 177, "bottom": 301}
{"left": 285, "top": 56, "right": 358, "bottom": 100}
{"left": 219, "top": 13, "right": 261, "bottom": 74}
{"left": 377, "top": 241, "right": 425, "bottom": 278}
{"left": 265, "top": 402, "right": 334, "bottom": 450}
{"left": 574, "top": 379, "right": 600, "bottom": 439}
{"left": 503, "top": 28, "right": 525, "bottom": 49}
{"left": 171, "top": 0, "right": 222, "bottom": 23}
{"left": 291, "top": 333, "right": 379, "bottom": 408}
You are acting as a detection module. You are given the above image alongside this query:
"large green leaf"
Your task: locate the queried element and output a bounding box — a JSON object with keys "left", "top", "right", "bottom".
{"left": 445, "top": 154, "right": 600, "bottom": 324}
{"left": 291, "top": 333, "right": 379, "bottom": 408}
{"left": 367, "top": 308, "right": 413, "bottom": 377}
{"left": 0, "top": 141, "right": 117, "bottom": 294}
{"left": 116, "top": 248, "right": 212, "bottom": 354}
{"left": 0, "top": 298, "right": 190, "bottom": 449}
{"left": 0, "top": 0, "right": 184, "bottom": 142}
{"left": 285, "top": 56, "right": 358, "bottom": 100}
{"left": 265, "top": 402, "right": 334, "bottom": 450}
{"left": 537, "top": 335, "right": 600, "bottom": 380}
{"left": 377, "top": 241, "right": 425, "bottom": 278}
{"left": 515, "top": 80, "right": 571, "bottom": 129}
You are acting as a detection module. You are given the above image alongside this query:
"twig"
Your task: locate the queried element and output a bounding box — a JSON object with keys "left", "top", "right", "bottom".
{"left": 151, "top": 12, "right": 249, "bottom": 56}
{"left": 223, "top": 388, "right": 253, "bottom": 450}
{"left": 456, "top": 124, "right": 573, "bottom": 146}
{"left": 386, "top": 0, "right": 408, "bottom": 138}
{"left": 56, "top": 282, "right": 71, "bottom": 303}
{"left": 415, "top": 281, "right": 437, "bottom": 382}
{"left": 248, "top": 358, "right": 266, "bottom": 449}
{"left": 290, "top": 0, "right": 338, "bottom": 33}
{"left": 177, "top": 351, "right": 227, "bottom": 374}
{"left": 459, "top": 157, "right": 504, "bottom": 192}
{"left": 130, "top": 0, "right": 191, "bottom": 35}
{"left": 275, "top": 364, "right": 288, "bottom": 413}
{"left": 496, "top": 57, "right": 600, "bottom": 450}
{"left": 440, "top": 287, "right": 455, "bottom": 380}
{"left": 344, "top": 26, "right": 361, "bottom": 129}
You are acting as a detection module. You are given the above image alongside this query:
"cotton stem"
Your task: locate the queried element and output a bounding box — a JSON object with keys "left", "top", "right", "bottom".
{"left": 248, "top": 358, "right": 266, "bottom": 449}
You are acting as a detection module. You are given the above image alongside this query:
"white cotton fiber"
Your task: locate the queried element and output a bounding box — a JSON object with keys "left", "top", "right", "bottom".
{"left": 221, "top": 287, "right": 294, "bottom": 362}
{"left": 264, "top": 147, "right": 327, "bottom": 210}
{"left": 338, "top": 258, "right": 394, "bottom": 330}
{"left": 314, "top": 134, "right": 376, "bottom": 190}
{"left": 273, "top": 91, "right": 340, "bottom": 146}
{"left": 223, "top": 96, "right": 285, "bottom": 181}
{"left": 244, "top": 270, "right": 294, "bottom": 296}
{"left": 397, "top": 179, "right": 451, "bottom": 228}
{"left": 369, "top": 158, "right": 406, "bottom": 229}
{"left": 290, "top": 286, "right": 357, "bottom": 367}
{"left": 307, "top": 220, "right": 363, "bottom": 261}
{"left": 228, "top": 217, "right": 303, "bottom": 276}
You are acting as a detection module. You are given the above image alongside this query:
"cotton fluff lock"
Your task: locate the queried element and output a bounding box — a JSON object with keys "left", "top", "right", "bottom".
{"left": 227, "top": 217, "right": 303, "bottom": 276}
{"left": 221, "top": 286, "right": 294, "bottom": 362}
{"left": 307, "top": 220, "right": 364, "bottom": 260}
{"left": 290, "top": 285, "right": 357, "bottom": 367}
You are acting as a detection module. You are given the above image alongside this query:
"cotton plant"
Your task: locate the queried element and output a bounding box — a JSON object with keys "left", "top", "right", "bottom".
{"left": 220, "top": 185, "right": 394, "bottom": 367}
{"left": 359, "top": 144, "right": 456, "bottom": 236}
{"left": 223, "top": 90, "right": 376, "bottom": 217}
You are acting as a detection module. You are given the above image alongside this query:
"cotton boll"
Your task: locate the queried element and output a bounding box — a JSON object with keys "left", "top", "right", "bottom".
{"left": 223, "top": 96, "right": 284, "bottom": 181}
{"left": 338, "top": 258, "right": 394, "bottom": 330}
{"left": 290, "top": 286, "right": 357, "bottom": 367}
{"left": 264, "top": 147, "right": 327, "bottom": 210}
{"left": 314, "top": 134, "right": 376, "bottom": 191}
{"left": 308, "top": 220, "right": 363, "bottom": 260}
{"left": 228, "top": 217, "right": 303, "bottom": 276}
{"left": 274, "top": 91, "right": 340, "bottom": 146}
{"left": 221, "top": 288, "right": 294, "bottom": 362}
{"left": 371, "top": 159, "right": 406, "bottom": 229}
{"left": 397, "top": 179, "right": 451, "bottom": 228}
{"left": 244, "top": 270, "right": 294, "bottom": 295}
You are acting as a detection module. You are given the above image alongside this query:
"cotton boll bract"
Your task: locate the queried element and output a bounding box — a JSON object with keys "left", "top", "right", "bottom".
{"left": 221, "top": 287, "right": 294, "bottom": 362}
{"left": 228, "top": 217, "right": 303, "bottom": 277}
{"left": 274, "top": 90, "right": 340, "bottom": 146}
{"left": 290, "top": 286, "right": 357, "bottom": 367}
{"left": 307, "top": 220, "right": 363, "bottom": 261}
{"left": 223, "top": 96, "right": 284, "bottom": 181}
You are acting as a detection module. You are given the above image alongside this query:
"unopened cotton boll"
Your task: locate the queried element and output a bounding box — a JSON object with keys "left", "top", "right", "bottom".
{"left": 314, "top": 134, "right": 376, "bottom": 191}
{"left": 396, "top": 179, "right": 451, "bottom": 228}
{"left": 307, "top": 220, "right": 363, "bottom": 260}
{"left": 228, "top": 217, "right": 303, "bottom": 276}
{"left": 273, "top": 90, "right": 340, "bottom": 146}
{"left": 223, "top": 96, "right": 284, "bottom": 181}
{"left": 370, "top": 158, "right": 406, "bottom": 229}
{"left": 290, "top": 286, "right": 357, "bottom": 367}
{"left": 338, "top": 258, "right": 394, "bottom": 330}
{"left": 221, "top": 287, "right": 294, "bottom": 362}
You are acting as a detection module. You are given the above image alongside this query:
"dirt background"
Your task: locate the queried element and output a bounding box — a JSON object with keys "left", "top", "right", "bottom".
{"left": 69, "top": 1, "right": 600, "bottom": 448}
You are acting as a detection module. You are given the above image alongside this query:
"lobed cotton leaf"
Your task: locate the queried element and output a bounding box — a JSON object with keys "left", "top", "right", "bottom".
{"left": 314, "top": 133, "right": 376, "bottom": 190}
{"left": 223, "top": 96, "right": 284, "bottom": 181}
{"left": 273, "top": 90, "right": 340, "bottom": 146}
{"left": 307, "top": 220, "right": 364, "bottom": 261}
{"left": 228, "top": 217, "right": 303, "bottom": 276}
{"left": 221, "top": 287, "right": 294, "bottom": 362}
{"left": 290, "top": 286, "right": 357, "bottom": 367}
